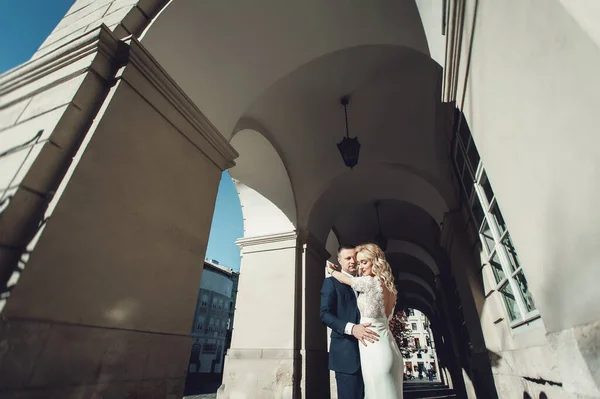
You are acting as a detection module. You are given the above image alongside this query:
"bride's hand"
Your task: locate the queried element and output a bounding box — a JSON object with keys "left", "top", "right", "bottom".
{"left": 326, "top": 260, "right": 340, "bottom": 275}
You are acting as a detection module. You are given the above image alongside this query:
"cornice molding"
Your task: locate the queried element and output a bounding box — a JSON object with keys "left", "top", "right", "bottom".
{"left": 0, "top": 26, "right": 121, "bottom": 105}
{"left": 119, "top": 36, "right": 238, "bottom": 170}
{"left": 0, "top": 24, "right": 238, "bottom": 171}
{"left": 236, "top": 231, "right": 298, "bottom": 249}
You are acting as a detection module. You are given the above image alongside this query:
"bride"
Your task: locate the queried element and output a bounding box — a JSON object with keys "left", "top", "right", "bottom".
{"left": 327, "top": 243, "right": 404, "bottom": 398}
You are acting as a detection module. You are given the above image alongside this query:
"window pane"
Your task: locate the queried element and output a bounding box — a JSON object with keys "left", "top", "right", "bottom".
{"left": 464, "top": 176, "right": 474, "bottom": 200}
{"left": 471, "top": 199, "right": 485, "bottom": 227}
{"left": 480, "top": 221, "right": 495, "bottom": 254}
{"left": 490, "top": 202, "right": 507, "bottom": 235}
{"left": 514, "top": 271, "right": 536, "bottom": 312}
{"left": 455, "top": 143, "right": 466, "bottom": 174}
{"left": 502, "top": 234, "right": 520, "bottom": 273}
{"left": 489, "top": 251, "right": 506, "bottom": 284}
{"left": 466, "top": 141, "right": 480, "bottom": 173}
{"left": 458, "top": 119, "right": 471, "bottom": 148}
{"left": 499, "top": 282, "right": 520, "bottom": 321}
{"left": 479, "top": 171, "right": 495, "bottom": 205}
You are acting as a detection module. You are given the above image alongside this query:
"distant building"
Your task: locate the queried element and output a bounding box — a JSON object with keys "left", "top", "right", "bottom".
{"left": 404, "top": 309, "right": 440, "bottom": 380}
{"left": 188, "top": 260, "right": 239, "bottom": 374}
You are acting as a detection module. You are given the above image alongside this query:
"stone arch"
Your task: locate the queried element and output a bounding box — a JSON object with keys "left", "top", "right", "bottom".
{"left": 396, "top": 273, "right": 436, "bottom": 300}
{"left": 387, "top": 240, "right": 440, "bottom": 276}
{"left": 229, "top": 128, "right": 296, "bottom": 237}
{"left": 139, "top": 0, "right": 433, "bottom": 135}
{"left": 306, "top": 167, "right": 451, "bottom": 244}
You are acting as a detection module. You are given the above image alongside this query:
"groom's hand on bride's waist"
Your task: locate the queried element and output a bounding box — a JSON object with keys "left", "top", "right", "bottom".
{"left": 352, "top": 323, "right": 379, "bottom": 347}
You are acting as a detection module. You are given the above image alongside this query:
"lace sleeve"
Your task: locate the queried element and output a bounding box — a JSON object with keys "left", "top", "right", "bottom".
{"left": 351, "top": 276, "right": 377, "bottom": 293}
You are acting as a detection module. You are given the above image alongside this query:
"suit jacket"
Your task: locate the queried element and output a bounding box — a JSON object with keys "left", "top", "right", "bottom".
{"left": 320, "top": 276, "right": 361, "bottom": 374}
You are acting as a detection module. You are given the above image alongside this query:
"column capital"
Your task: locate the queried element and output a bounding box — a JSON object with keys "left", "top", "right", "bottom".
{"left": 235, "top": 230, "right": 298, "bottom": 254}
{"left": 0, "top": 25, "right": 121, "bottom": 108}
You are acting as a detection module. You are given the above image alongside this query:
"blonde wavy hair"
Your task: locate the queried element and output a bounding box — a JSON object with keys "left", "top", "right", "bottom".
{"left": 355, "top": 243, "right": 397, "bottom": 296}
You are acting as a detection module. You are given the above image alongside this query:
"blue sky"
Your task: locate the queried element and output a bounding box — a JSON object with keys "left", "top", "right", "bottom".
{"left": 206, "top": 172, "right": 243, "bottom": 271}
{"left": 1, "top": 0, "right": 244, "bottom": 271}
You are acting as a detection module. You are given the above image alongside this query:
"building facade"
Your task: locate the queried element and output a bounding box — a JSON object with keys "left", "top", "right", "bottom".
{"left": 1, "top": 1, "right": 600, "bottom": 399}
{"left": 403, "top": 309, "right": 440, "bottom": 380}
{"left": 188, "top": 260, "right": 239, "bottom": 375}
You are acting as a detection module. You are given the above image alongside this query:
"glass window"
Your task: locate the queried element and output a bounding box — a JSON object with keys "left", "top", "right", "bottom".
{"left": 489, "top": 202, "right": 507, "bottom": 235}
{"left": 480, "top": 222, "right": 495, "bottom": 254}
{"left": 455, "top": 143, "right": 466, "bottom": 174}
{"left": 462, "top": 168, "right": 474, "bottom": 199}
{"left": 458, "top": 121, "right": 471, "bottom": 148}
{"left": 411, "top": 323, "right": 417, "bottom": 331}
{"left": 502, "top": 234, "right": 520, "bottom": 273}
{"left": 471, "top": 199, "right": 485, "bottom": 228}
{"left": 479, "top": 171, "right": 495, "bottom": 205}
{"left": 489, "top": 251, "right": 506, "bottom": 284}
{"left": 499, "top": 283, "right": 520, "bottom": 321}
{"left": 452, "top": 115, "right": 538, "bottom": 326}
{"left": 466, "top": 141, "right": 480, "bottom": 173}
{"left": 514, "top": 271, "right": 536, "bottom": 313}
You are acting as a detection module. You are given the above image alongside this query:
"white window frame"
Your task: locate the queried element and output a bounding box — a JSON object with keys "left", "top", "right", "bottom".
{"left": 453, "top": 133, "right": 539, "bottom": 327}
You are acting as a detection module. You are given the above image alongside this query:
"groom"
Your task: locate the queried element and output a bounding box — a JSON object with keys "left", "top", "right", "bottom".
{"left": 320, "top": 245, "right": 378, "bottom": 399}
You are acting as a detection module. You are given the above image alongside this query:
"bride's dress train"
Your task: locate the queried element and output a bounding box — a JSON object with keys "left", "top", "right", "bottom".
{"left": 351, "top": 276, "right": 404, "bottom": 398}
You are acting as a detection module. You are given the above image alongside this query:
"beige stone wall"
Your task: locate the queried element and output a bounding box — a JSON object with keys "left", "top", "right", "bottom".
{"left": 32, "top": 0, "right": 166, "bottom": 60}
{"left": 0, "top": 27, "right": 123, "bottom": 301}
{"left": 0, "top": 26, "right": 237, "bottom": 397}
{"left": 220, "top": 232, "right": 299, "bottom": 398}
{"left": 442, "top": 0, "right": 600, "bottom": 397}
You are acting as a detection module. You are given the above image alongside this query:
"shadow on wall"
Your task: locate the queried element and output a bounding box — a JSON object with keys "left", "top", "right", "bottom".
{"left": 523, "top": 392, "right": 548, "bottom": 399}
{"left": 488, "top": 349, "right": 502, "bottom": 367}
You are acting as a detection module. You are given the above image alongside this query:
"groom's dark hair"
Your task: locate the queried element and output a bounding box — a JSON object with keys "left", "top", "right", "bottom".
{"left": 337, "top": 244, "right": 356, "bottom": 255}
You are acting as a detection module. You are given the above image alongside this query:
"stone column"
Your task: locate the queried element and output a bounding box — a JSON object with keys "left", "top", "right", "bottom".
{"left": 0, "top": 27, "right": 237, "bottom": 398}
{"left": 218, "top": 231, "right": 330, "bottom": 399}
{"left": 298, "top": 232, "right": 330, "bottom": 399}
{"left": 219, "top": 231, "right": 301, "bottom": 399}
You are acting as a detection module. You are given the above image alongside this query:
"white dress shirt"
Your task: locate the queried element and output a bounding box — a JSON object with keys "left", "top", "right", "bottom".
{"left": 341, "top": 270, "right": 357, "bottom": 335}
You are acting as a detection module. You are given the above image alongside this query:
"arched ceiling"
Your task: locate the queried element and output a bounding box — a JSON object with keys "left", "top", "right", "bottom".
{"left": 397, "top": 273, "right": 436, "bottom": 299}
{"left": 243, "top": 44, "right": 453, "bottom": 233}
{"left": 142, "top": 1, "right": 454, "bottom": 297}
{"left": 332, "top": 200, "right": 441, "bottom": 255}
{"left": 141, "top": 0, "right": 432, "bottom": 136}
{"left": 308, "top": 166, "right": 451, "bottom": 243}
{"left": 230, "top": 129, "right": 296, "bottom": 230}
{"left": 142, "top": 0, "right": 456, "bottom": 233}
{"left": 388, "top": 253, "right": 436, "bottom": 288}
{"left": 387, "top": 240, "right": 439, "bottom": 275}
{"left": 399, "top": 295, "right": 435, "bottom": 318}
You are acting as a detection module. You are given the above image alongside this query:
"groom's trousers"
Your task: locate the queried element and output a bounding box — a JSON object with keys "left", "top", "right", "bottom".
{"left": 335, "top": 369, "right": 365, "bottom": 399}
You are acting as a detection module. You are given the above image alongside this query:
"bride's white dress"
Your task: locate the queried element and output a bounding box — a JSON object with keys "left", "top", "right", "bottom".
{"left": 351, "top": 276, "right": 404, "bottom": 399}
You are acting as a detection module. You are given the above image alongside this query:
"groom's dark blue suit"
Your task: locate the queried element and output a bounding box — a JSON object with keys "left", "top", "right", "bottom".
{"left": 320, "top": 276, "right": 364, "bottom": 399}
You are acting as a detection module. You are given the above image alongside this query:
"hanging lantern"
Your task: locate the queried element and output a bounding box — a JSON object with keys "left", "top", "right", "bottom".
{"left": 337, "top": 96, "right": 361, "bottom": 169}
